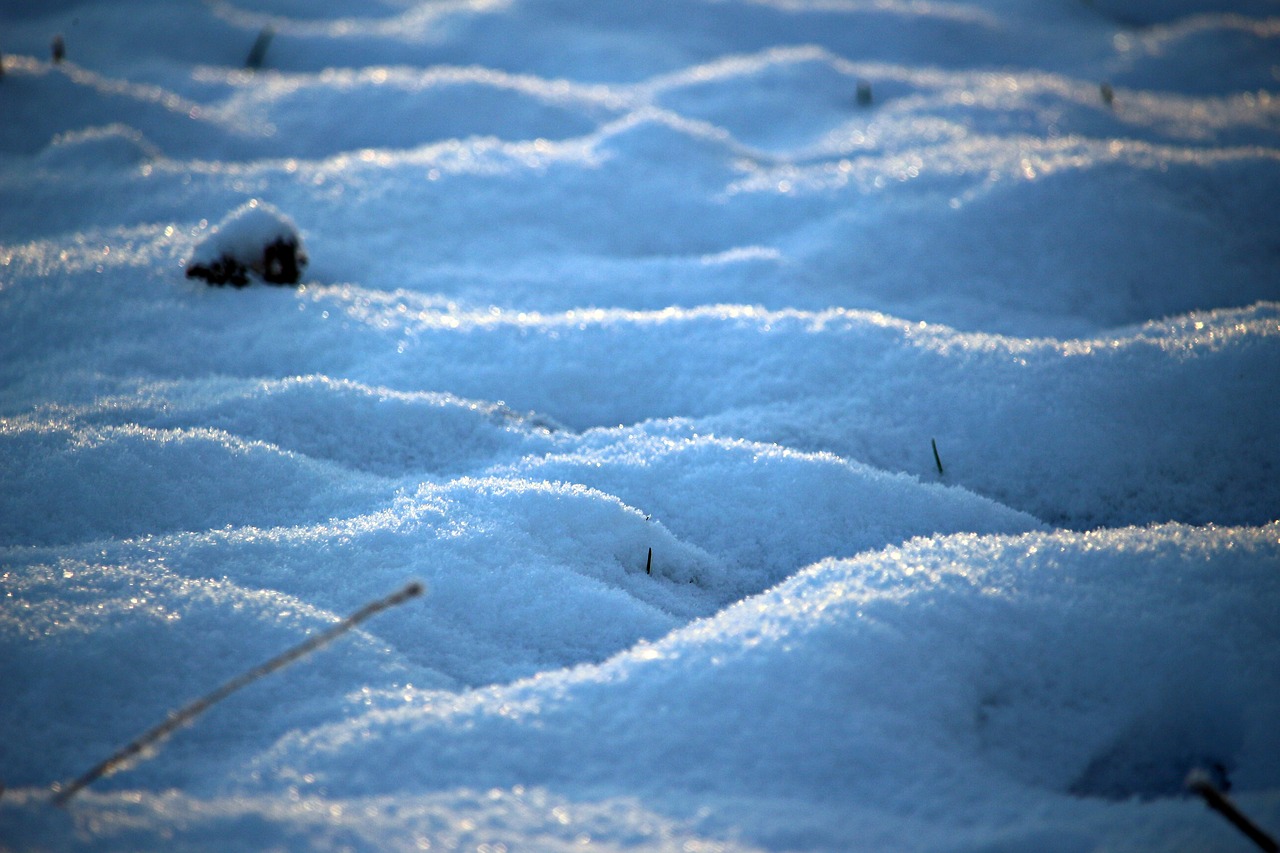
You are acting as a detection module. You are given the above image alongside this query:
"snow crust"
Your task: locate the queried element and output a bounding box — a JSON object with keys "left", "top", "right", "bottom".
{"left": 1, "top": 0, "right": 1278, "bottom": 850}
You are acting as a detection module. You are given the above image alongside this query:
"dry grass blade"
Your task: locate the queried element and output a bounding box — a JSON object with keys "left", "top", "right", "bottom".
{"left": 51, "top": 581, "right": 424, "bottom": 806}
{"left": 1186, "top": 768, "right": 1279, "bottom": 853}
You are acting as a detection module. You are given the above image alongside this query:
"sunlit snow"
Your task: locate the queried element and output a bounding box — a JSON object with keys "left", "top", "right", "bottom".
{"left": 1, "top": 0, "right": 1278, "bottom": 850}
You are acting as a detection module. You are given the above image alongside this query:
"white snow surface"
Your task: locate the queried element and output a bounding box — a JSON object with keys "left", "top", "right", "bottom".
{"left": 187, "top": 198, "right": 306, "bottom": 270}
{"left": 1, "top": 0, "right": 1279, "bottom": 850}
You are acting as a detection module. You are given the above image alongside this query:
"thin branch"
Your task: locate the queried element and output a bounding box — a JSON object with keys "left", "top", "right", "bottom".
{"left": 1187, "top": 769, "right": 1279, "bottom": 853}
{"left": 52, "top": 581, "right": 423, "bottom": 806}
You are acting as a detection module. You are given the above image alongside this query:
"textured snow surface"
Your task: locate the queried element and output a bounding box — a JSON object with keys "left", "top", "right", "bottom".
{"left": 1, "top": 0, "right": 1278, "bottom": 850}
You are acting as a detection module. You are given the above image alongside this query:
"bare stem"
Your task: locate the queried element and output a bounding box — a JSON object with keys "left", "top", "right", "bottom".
{"left": 1187, "top": 769, "right": 1279, "bottom": 853}
{"left": 51, "top": 581, "right": 423, "bottom": 806}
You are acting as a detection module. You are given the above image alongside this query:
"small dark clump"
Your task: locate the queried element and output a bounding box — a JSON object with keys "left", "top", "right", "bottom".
{"left": 261, "top": 237, "right": 305, "bottom": 284}
{"left": 186, "top": 255, "right": 250, "bottom": 287}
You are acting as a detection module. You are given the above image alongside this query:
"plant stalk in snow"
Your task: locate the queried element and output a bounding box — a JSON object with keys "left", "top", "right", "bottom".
{"left": 51, "top": 581, "right": 424, "bottom": 806}
{"left": 1186, "top": 769, "right": 1279, "bottom": 852}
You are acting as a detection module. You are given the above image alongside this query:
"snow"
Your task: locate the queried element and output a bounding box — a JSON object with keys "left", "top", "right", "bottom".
{"left": 186, "top": 199, "right": 307, "bottom": 285}
{"left": 1, "top": 0, "right": 1278, "bottom": 850}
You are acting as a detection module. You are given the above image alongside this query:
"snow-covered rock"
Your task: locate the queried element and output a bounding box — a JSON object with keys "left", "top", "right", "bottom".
{"left": 186, "top": 200, "right": 307, "bottom": 286}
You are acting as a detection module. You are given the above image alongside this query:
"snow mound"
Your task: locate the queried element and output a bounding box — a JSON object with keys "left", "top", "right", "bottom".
{"left": 0, "top": 561, "right": 433, "bottom": 791}
{"left": 250, "top": 522, "right": 1280, "bottom": 847}
{"left": 0, "top": 418, "right": 386, "bottom": 548}
{"left": 186, "top": 200, "right": 308, "bottom": 286}
{"left": 36, "top": 123, "right": 161, "bottom": 169}
{"left": 40, "top": 375, "right": 566, "bottom": 478}
{"left": 497, "top": 431, "right": 1043, "bottom": 599}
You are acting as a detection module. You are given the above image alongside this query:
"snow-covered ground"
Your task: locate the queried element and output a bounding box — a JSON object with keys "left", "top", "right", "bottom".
{"left": 2, "top": 0, "right": 1279, "bottom": 850}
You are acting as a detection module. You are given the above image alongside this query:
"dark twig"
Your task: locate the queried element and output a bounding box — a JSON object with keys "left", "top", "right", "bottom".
{"left": 246, "top": 26, "right": 275, "bottom": 70}
{"left": 51, "top": 581, "right": 424, "bottom": 806}
{"left": 1187, "top": 769, "right": 1279, "bottom": 852}
{"left": 931, "top": 438, "right": 944, "bottom": 475}
{"left": 645, "top": 547, "right": 653, "bottom": 575}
